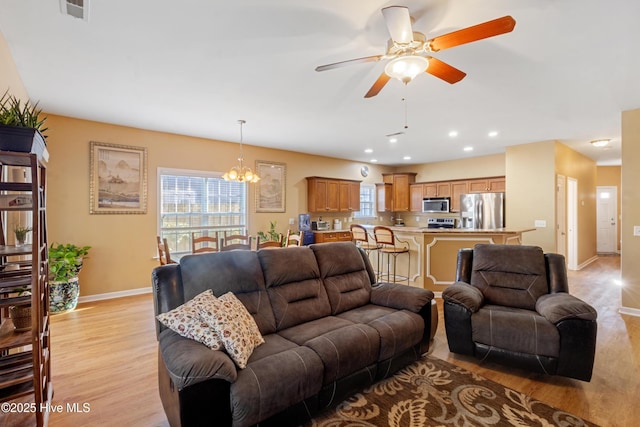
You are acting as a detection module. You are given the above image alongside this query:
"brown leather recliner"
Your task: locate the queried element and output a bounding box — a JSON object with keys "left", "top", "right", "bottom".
{"left": 442, "top": 244, "right": 597, "bottom": 381}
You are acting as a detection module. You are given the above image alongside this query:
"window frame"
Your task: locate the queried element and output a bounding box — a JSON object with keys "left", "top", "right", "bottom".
{"left": 354, "top": 183, "right": 377, "bottom": 219}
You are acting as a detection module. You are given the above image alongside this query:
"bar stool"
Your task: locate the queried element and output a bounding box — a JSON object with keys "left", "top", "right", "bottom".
{"left": 373, "top": 226, "right": 410, "bottom": 284}
{"left": 350, "top": 224, "right": 381, "bottom": 278}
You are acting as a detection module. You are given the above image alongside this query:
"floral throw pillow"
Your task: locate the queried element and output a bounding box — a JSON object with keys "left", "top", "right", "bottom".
{"left": 198, "top": 292, "right": 264, "bottom": 369}
{"left": 156, "top": 289, "right": 223, "bottom": 350}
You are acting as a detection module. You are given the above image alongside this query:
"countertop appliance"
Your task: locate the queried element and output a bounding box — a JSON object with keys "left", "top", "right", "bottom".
{"left": 311, "top": 220, "right": 330, "bottom": 231}
{"left": 422, "top": 197, "right": 450, "bottom": 213}
{"left": 426, "top": 218, "right": 456, "bottom": 229}
{"left": 459, "top": 192, "right": 505, "bottom": 229}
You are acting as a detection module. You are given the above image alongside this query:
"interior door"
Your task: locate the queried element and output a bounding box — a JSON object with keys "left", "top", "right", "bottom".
{"left": 596, "top": 186, "right": 618, "bottom": 253}
{"left": 556, "top": 175, "right": 566, "bottom": 257}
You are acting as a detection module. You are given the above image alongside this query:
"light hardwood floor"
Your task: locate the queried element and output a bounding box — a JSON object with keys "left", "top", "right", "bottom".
{"left": 1, "top": 255, "right": 636, "bottom": 426}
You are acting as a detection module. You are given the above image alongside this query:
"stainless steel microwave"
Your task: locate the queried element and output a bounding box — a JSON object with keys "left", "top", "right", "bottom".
{"left": 422, "top": 197, "right": 450, "bottom": 213}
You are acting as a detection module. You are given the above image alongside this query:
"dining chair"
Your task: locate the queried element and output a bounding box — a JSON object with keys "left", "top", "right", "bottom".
{"left": 373, "top": 226, "right": 410, "bottom": 284}
{"left": 220, "top": 232, "right": 252, "bottom": 251}
{"left": 257, "top": 240, "right": 283, "bottom": 250}
{"left": 284, "top": 229, "right": 304, "bottom": 247}
{"left": 157, "top": 236, "right": 176, "bottom": 265}
{"left": 192, "top": 232, "right": 219, "bottom": 254}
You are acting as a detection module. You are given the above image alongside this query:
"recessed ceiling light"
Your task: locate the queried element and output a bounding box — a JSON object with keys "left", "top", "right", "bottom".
{"left": 590, "top": 139, "right": 611, "bottom": 147}
{"left": 403, "top": 156, "right": 411, "bottom": 160}
{"left": 488, "top": 131, "right": 499, "bottom": 137}
{"left": 448, "top": 131, "right": 458, "bottom": 138}
{"left": 463, "top": 146, "right": 473, "bottom": 152}
{"left": 371, "top": 159, "right": 378, "bottom": 163}
{"left": 389, "top": 138, "right": 398, "bottom": 143}
{"left": 364, "top": 148, "right": 373, "bottom": 153}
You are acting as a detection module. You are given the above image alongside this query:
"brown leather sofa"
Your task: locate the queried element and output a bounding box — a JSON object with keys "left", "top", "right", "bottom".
{"left": 442, "top": 244, "right": 597, "bottom": 381}
{"left": 152, "top": 242, "right": 435, "bottom": 427}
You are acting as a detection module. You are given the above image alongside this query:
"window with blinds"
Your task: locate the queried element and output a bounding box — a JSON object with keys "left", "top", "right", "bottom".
{"left": 158, "top": 168, "right": 247, "bottom": 256}
{"left": 354, "top": 183, "right": 376, "bottom": 218}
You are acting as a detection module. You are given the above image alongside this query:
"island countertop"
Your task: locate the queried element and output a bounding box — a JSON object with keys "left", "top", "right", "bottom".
{"left": 359, "top": 224, "right": 536, "bottom": 234}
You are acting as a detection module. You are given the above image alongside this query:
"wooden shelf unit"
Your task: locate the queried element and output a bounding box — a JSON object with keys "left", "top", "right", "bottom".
{"left": 0, "top": 151, "right": 51, "bottom": 426}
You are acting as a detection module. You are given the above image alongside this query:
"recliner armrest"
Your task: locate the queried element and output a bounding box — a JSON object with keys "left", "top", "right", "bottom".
{"left": 536, "top": 292, "right": 597, "bottom": 324}
{"left": 442, "top": 282, "right": 484, "bottom": 313}
{"left": 159, "top": 329, "right": 238, "bottom": 389}
{"left": 370, "top": 282, "right": 433, "bottom": 313}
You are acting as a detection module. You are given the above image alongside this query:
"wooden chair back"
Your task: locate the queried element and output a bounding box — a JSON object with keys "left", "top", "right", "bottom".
{"left": 157, "top": 236, "right": 175, "bottom": 265}
{"left": 257, "top": 240, "right": 283, "bottom": 250}
{"left": 284, "top": 229, "right": 304, "bottom": 247}
{"left": 192, "top": 232, "right": 219, "bottom": 254}
{"left": 220, "top": 233, "right": 252, "bottom": 251}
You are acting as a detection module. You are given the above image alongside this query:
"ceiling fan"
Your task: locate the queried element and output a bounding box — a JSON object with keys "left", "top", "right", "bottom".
{"left": 315, "top": 6, "right": 516, "bottom": 98}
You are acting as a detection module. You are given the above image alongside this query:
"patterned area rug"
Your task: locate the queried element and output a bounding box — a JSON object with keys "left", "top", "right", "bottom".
{"left": 306, "top": 356, "right": 599, "bottom": 427}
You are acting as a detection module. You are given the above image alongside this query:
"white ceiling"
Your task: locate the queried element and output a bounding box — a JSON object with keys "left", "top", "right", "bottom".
{"left": 1, "top": 0, "right": 638, "bottom": 166}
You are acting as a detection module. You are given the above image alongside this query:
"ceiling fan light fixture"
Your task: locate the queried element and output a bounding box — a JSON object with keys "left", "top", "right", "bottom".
{"left": 384, "top": 55, "right": 429, "bottom": 83}
{"left": 590, "top": 139, "right": 611, "bottom": 147}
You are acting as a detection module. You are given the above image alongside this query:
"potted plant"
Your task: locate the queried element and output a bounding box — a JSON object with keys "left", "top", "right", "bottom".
{"left": 48, "top": 243, "right": 91, "bottom": 313}
{"left": 257, "top": 220, "right": 282, "bottom": 243}
{"left": 9, "top": 288, "right": 31, "bottom": 332}
{"left": 14, "top": 225, "right": 32, "bottom": 246}
{"left": 0, "top": 90, "right": 48, "bottom": 157}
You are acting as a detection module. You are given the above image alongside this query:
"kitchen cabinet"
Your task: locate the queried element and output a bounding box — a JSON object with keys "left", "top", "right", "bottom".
{"left": 410, "top": 181, "right": 452, "bottom": 212}
{"left": 376, "top": 183, "right": 393, "bottom": 212}
{"left": 313, "top": 230, "right": 353, "bottom": 243}
{"left": 380, "top": 173, "right": 416, "bottom": 212}
{"left": 467, "top": 177, "right": 506, "bottom": 193}
{"left": 450, "top": 181, "right": 468, "bottom": 212}
{"left": 307, "top": 177, "right": 360, "bottom": 212}
{"left": 410, "top": 184, "right": 423, "bottom": 212}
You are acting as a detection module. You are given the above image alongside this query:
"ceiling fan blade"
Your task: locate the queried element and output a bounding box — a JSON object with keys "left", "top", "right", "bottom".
{"left": 428, "top": 16, "right": 516, "bottom": 52}
{"left": 315, "top": 55, "right": 383, "bottom": 72}
{"left": 364, "top": 72, "right": 391, "bottom": 98}
{"left": 382, "top": 6, "right": 414, "bottom": 44}
{"left": 426, "top": 57, "right": 466, "bottom": 84}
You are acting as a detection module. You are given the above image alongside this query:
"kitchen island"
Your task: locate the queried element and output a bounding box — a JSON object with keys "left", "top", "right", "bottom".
{"left": 361, "top": 225, "right": 535, "bottom": 292}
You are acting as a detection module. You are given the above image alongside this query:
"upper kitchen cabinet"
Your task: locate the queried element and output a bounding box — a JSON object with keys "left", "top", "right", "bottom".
{"left": 376, "top": 183, "right": 393, "bottom": 212}
{"left": 307, "top": 177, "right": 360, "bottom": 212}
{"left": 467, "top": 177, "right": 506, "bottom": 193}
{"left": 380, "top": 173, "right": 416, "bottom": 212}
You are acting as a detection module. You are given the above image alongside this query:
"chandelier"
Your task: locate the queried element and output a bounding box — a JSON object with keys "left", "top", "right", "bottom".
{"left": 222, "top": 120, "right": 260, "bottom": 183}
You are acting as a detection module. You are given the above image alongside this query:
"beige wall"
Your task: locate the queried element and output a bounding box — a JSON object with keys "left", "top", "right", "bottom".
{"left": 44, "top": 114, "right": 394, "bottom": 297}
{"left": 621, "top": 109, "right": 640, "bottom": 310}
{"left": 555, "top": 142, "right": 598, "bottom": 264}
{"left": 597, "top": 166, "right": 622, "bottom": 251}
{"left": 395, "top": 153, "right": 505, "bottom": 182}
{"left": 0, "top": 31, "right": 28, "bottom": 101}
{"left": 505, "top": 141, "right": 556, "bottom": 251}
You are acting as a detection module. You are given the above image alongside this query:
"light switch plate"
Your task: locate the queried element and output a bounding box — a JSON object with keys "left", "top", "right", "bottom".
{"left": 634, "top": 226, "right": 640, "bottom": 236}
{"left": 534, "top": 220, "right": 547, "bottom": 228}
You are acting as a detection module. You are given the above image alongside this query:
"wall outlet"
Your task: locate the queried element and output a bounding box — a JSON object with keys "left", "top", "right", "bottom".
{"left": 415, "top": 216, "right": 420, "bottom": 222}
{"left": 534, "top": 220, "right": 547, "bottom": 228}
{"left": 634, "top": 226, "right": 640, "bottom": 236}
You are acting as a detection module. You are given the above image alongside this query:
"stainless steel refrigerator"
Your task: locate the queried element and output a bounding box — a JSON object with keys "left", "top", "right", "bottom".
{"left": 459, "top": 192, "right": 505, "bottom": 229}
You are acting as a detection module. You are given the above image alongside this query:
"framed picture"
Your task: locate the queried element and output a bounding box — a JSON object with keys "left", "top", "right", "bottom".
{"left": 255, "top": 160, "right": 286, "bottom": 212}
{"left": 89, "top": 141, "right": 148, "bottom": 214}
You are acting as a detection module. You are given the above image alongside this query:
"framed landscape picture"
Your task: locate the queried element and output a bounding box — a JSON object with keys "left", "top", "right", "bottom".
{"left": 89, "top": 141, "right": 148, "bottom": 214}
{"left": 255, "top": 160, "right": 286, "bottom": 212}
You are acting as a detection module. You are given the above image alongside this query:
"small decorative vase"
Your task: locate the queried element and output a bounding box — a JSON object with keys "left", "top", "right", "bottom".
{"left": 50, "top": 277, "right": 80, "bottom": 314}
{"left": 15, "top": 236, "right": 26, "bottom": 247}
{"left": 9, "top": 305, "right": 31, "bottom": 331}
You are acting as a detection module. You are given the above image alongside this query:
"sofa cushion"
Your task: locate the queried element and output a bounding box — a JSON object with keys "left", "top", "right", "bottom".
{"left": 278, "top": 316, "right": 354, "bottom": 345}
{"left": 180, "top": 250, "right": 277, "bottom": 335}
{"left": 470, "top": 244, "right": 549, "bottom": 310}
{"left": 304, "top": 324, "right": 380, "bottom": 384}
{"left": 311, "top": 242, "right": 372, "bottom": 314}
{"left": 472, "top": 305, "right": 560, "bottom": 358}
{"left": 258, "top": 247, "right": 332, "bottom": 330}
{"left": 230, "top": 346, "right": 324, "bottom": 427}
{"left": 336, "top": 304, "right": 397, "bottom": 324}
{"left": 247, "top": 333, "right": 299, "bottom": 363}
{"left": 155, "top": 289, "right": 223, "bottom": 349}
{"left": 198, "top": 292, "right": 265, "bottom": 369}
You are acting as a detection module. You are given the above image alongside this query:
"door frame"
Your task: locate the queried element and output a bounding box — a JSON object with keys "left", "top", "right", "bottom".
{"left": 567, "top": 177, "right": 578, "bottom": 270}
{"left": 556, "top": 174, "right": 566, "bottom": 257}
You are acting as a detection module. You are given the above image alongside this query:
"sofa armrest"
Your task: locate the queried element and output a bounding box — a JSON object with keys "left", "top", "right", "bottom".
{"left": 442, "top": 282, "right": 484, "bottom": 313}
{"left": 536, "top": 293, "right": 597, "bottom": 324}
{"left": 370, "top": 282, "right": 433, "bottom": 313}
{"left": 159, "top": 329, "right": 238, "bottom": 390}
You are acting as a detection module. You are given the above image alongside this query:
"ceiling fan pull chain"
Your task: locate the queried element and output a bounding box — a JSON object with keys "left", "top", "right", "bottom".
{"left": 403, "top": 85, "right": 409, "bottom": 129}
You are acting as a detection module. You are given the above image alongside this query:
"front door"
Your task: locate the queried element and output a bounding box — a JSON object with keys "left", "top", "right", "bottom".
{"left": 596, "top": 186, "right": 618, "bottom": 253}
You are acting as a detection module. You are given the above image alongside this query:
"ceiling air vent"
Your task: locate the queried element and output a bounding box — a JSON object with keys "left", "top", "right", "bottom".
{"left": 59, "top": 0, "right": 89, "bottom": 22}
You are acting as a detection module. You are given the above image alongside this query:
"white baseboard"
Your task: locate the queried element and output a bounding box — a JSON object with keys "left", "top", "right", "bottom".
{"left": 78, "top": 287, "right": 151, "bottom": 303}
{"left": 575, "top": 255, "right": 598, "bottom": 270}
{"left": 619, "top": 306, "right": 640, "bottom": 317}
